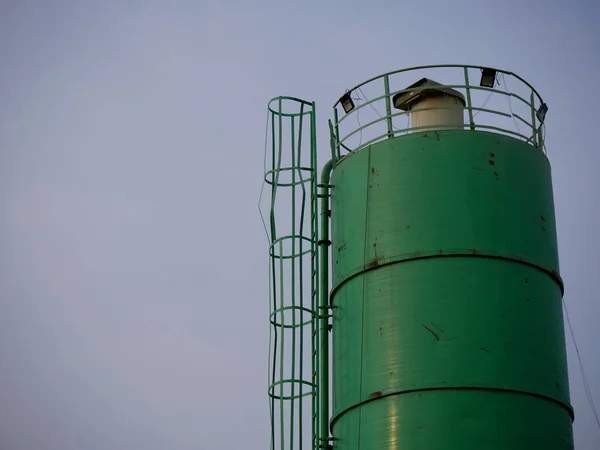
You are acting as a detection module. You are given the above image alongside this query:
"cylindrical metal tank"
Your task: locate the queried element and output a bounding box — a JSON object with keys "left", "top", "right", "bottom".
{"left": 330, "top": 130, "right": 573, "bottom": 449}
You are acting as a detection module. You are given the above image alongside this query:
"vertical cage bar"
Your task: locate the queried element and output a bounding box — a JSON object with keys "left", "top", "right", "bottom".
{"left": 296, "top": 108, "right": 306, "bottom": 450}
{"left": 289, "top": 114, "right": 297, "bottom": 450}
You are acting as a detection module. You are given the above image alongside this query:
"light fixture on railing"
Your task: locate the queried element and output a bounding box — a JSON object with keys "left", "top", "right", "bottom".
{"left": 536, "top": 103, "right": 548, "bottom": 123}
{"left": 479, "top": 68, "right": 497, "bottom": 88}
{"left": 339, "top": 92, "right": 355, "bottom": 113}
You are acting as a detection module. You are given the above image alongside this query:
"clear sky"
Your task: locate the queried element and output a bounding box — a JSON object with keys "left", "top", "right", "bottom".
{"left": 0, "top": 1, "right": 598, "bottom": 449}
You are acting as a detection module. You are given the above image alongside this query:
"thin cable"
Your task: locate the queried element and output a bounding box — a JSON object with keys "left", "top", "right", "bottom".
{"left": 358, "top": 87, "right": 384, "bottom": 118}
{"left": 357, "top": 87, "right": 400, "bottom": 131}
{"left": 259, "top": 109, "right": 271, "bottom": 243}
{"left": 473, "top": 90, "right": 493, "bottom": 118}
{"left": 501, "top": 73, "right": 521, "bottom": 134}
{"left": 542, "top": 123, "right": 548, "bottom": 154}
{"left": 563, "top": 298, "right": 600, "bottom": 429}
{"left": 352, "top": 93, "right": 364, "bottom": 146}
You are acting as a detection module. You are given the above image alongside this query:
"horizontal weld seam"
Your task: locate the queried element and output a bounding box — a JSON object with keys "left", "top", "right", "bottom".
{"left": 330, "top": 385, "right": 574, "bottom": 428}
{"left": 330, "top": 252, "right": 564, "bottom": 300}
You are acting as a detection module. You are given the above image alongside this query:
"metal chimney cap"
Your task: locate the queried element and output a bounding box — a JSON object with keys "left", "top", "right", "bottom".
{"left": 393, "top": 78, "right": 466, "bottom": 111}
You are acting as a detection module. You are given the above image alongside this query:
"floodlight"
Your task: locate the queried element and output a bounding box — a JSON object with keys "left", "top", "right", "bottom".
{"left": 480, "top": 68, "right": 497, "bottom": 88}
{"left": 339, "top": 92, "right": 355, "bottom": 113}
{"left": 536, "top": 103, "right": 548, "bottom": 123}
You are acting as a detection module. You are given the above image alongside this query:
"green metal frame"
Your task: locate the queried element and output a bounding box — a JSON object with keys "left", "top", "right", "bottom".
{"left": 264, "top": 97, "right": 336, "bottom": 450}
{"left": 265, "top": 97, "right": 320, "bottom": 450}
{"left": 262, "top": 64, "right": 559, "bottom": 450}
{"left": 331, "top": 64, "right": 547, "bottom": 159}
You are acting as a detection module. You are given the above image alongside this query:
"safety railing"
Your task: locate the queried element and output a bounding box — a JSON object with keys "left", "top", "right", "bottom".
{"left": 331, "top": 64, "right": 548, "bottom": 159}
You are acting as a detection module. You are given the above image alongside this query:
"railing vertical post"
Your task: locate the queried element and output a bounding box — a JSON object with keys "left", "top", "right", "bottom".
{"left": 463, "top": 67, "right": 475, "bottom": 130}
{"left": 530, "top": 91, "right": 538, "bottom": 148}
{"left": 333, "top": 108, "right": 341, "bottom": 159}
{"left": 384, "top": 75, "right": 394, "bottom": 138}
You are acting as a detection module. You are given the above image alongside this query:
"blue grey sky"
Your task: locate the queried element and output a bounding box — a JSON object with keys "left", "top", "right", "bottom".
{"left": 0, "top": 1, "right": 598, "bottom": 449}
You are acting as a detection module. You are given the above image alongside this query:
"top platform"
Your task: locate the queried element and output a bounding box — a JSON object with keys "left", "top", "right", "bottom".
{"left": 330, "top": 64, "right": 547, "bottom": 159}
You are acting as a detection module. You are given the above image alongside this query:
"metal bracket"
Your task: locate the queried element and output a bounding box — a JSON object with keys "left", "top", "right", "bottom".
{"left": 319, "top": 437, "right": 337, "bottom": 449}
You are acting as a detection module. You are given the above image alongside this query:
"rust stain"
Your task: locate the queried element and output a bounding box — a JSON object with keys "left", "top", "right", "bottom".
{"left": 369, "top": 391, "right": 382, "bottom": 399}
{"left": 489, "top": 152, "right": 495, "bottom": 158}
{"left": 367, "top": 259, "right": 379, "bottom": 269}
{"left": 371, "top": 167, "right": 375, "bottom": 174}
{"left": 423, "top": 324, "right": 440, "bottom": 341}
{"left": 488, "top": 159, "right": 495, "bottom": 166}
{"left": 373, "top": 243, "right": 376, "bottom": 247}
{"left": 468, "top": 248, "right": 481, "bottom": 255}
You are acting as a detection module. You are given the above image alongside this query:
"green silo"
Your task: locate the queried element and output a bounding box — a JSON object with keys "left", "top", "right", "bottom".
{"left": 328, "top": 66, "right": 573, "bottom": 449}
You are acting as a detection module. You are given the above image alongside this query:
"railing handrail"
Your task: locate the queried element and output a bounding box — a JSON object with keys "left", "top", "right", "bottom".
{"left": 331, "top": 64, "right": 546, "bottom": 158}
{"left": 332, "top": 64, "right": 544, "bottom": 108}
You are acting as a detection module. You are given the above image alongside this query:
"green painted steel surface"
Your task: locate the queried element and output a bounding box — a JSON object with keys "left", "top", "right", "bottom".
{"left": 330, "top": 130, "right": 573, "bottom": 449}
